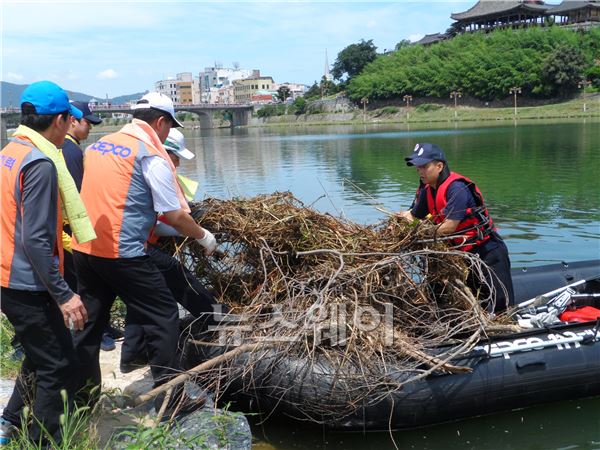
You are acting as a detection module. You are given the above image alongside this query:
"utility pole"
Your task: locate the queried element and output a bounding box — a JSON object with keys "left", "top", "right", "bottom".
{"left": 360, "top": 97, "right": 369, "bottom": 123}
{"left": 578, "top": 79, "right": 591, "bottom": 113}
{"left": 509, "top": 86, "right": 521, "bottom": 118}
{"left": 450, "top": 90, "right": 462, "bottom": 120}
{"left": 403, "top": 94, "right": 413, "bottom": 121}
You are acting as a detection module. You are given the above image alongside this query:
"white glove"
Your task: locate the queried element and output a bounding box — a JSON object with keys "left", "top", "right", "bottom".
{"left": 196, "top": 229, "right": 217, "bottom": 255}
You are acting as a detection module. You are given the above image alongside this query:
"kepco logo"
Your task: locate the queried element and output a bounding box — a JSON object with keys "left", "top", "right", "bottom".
{"left": 89, "top": 141, "right": 132, "bottom": 158}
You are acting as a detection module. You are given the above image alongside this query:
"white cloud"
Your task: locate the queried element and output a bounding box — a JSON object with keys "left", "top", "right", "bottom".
{"left": 4, "top": 72, "right": 24, "bottom": 82}
{"left": 97, "top": 69, "right": 118, "bottom": 80}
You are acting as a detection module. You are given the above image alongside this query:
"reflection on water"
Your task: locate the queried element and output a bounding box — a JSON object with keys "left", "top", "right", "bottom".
{"left": 87, "top": 120, "right": 600, "bottom": 449}
{"left": 250, "top": 395, "right": 600, "bottom": 450}
{"left": 172, "top": 120, "right": 599, "bottom": 266}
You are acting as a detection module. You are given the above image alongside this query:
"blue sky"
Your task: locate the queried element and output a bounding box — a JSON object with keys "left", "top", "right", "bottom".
{"left": 2, "top": 1, "right": 476, "bottom": 98}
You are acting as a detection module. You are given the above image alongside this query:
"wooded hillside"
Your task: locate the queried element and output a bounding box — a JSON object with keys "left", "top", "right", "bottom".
{"left": 347, "top": 27, "right": 600, "bottom": 102}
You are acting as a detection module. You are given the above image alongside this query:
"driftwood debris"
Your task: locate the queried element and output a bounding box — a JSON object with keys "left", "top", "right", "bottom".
{"left": 149, "top": 192, "right": 511, "bottom": 421}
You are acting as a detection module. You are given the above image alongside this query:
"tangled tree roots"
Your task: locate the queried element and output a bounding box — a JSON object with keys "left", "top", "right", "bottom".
{"left": 163, "top": 192, "right": 508, "bottom": 422}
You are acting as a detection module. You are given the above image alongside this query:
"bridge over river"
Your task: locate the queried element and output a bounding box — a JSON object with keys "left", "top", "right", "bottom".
{"left": 1, "top": 103, "right": 254, "bottom": 146}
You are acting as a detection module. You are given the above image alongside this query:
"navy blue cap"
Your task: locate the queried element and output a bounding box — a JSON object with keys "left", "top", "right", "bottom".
{"left": 70, "top": 101, "right": 102, "bottom": 125}
{"left": 405, "top": 143, "right": 447, "bottom": 167}
{"left": 20, "top": 81, "right": 83, "bottom": 119}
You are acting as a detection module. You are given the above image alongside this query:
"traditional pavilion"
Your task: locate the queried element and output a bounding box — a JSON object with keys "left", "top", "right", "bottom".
{"left": 414, "top": 33, "right": 447, "bottom": 46}
{"left": 547, "top": 1, "right": 600, "bottom": 28}
{"left": 450, "top": 1, "right": 549, "bottom": 33}
{"left": 413, "top": 1, "right": 599, "bottom": 47}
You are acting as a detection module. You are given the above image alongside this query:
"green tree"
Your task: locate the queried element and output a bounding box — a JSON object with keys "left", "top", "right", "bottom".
{"left": 304, "top": 82, "right": 321, "bottom": 100}
{"left": 320, "top": 76, "right": 337, "bottom": 97}
{"left": 276, "top": 85, "right": 292, "bottom": 102}
{"left": 331, "top": 39, "right": 378, "bottom": 81}
{"left": 586, "top": 66, "right": 600, "bottom": 89}
{"left": 394, "top": 40, "right": 411, "bottom": 51}
{"left": 292, "top": 97, "right": 307, "bottom": 115}
{"left": 345, "top": 28, "right": 599, "bottom": 102}
{"left": 542, "top": 44, "right": 586, "bottom": 96}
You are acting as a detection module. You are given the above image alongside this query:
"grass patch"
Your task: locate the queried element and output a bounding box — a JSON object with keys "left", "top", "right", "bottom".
{"left": 1, "top": 315, "right": 21, "bottom": 379}
{"left": 375, "top": 106, "right": 399, "bottom": 116}
{"left": 415, "top": 103, "right": 444, "bottom": 113}
{"left": 112, "top": 421, "right": 207, "bottom": 449}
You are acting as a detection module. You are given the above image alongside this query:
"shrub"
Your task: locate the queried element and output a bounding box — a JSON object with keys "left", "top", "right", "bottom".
{"left": 379, "top": 106, "right": 399, "bottom": 114}
{"left": 415, "top": 103, "right": 443, "bottom": 112}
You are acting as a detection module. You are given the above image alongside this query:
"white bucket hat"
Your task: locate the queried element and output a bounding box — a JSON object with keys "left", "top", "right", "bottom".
{"left": 132, "top": 92, "right": 184, "bottom": 127}
{"left": 164, "top": 128, "right": 194, "bottom": 160}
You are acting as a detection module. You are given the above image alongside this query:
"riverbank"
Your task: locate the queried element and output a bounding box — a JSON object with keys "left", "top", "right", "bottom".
{"left": 0, "top": 327, "right": 252, "bottom": 449}
{"left": 72, "top": 95, "right": 600, "bottom": 135}
{"left": 248, "top": 94, "right": 600, "bottom": 128}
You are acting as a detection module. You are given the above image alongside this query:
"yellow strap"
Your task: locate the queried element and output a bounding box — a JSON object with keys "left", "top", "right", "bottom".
{"left": 177, "top": 174, "right": 198, "bottom": 201}
{"left": 62, "top": 230, "right": 73, "bottom": 253}
{"left": 13, "top": 125, "right": 96, "bottom": 244}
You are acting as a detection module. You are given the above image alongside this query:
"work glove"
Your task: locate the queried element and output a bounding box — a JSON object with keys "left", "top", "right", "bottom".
{"left": 196, "top": 229, "right": 217, "bottom": 255}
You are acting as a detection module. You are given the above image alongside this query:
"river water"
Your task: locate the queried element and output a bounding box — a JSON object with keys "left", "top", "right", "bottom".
{"left": 96, "top": 119, "right": 600, "bottom": 449}
{"left": 175, "top": 119, "right": 600, "bottom": 267}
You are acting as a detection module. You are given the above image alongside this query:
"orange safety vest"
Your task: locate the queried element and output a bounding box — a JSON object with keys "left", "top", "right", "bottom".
{"left": 1, "top": 137, "right": 64, "bottom": 290}
{"left": 72, "top": 132, "right": 170, "bottom": 258}
{"left": 425, "top": 171, "right": 495, "bottom": 252}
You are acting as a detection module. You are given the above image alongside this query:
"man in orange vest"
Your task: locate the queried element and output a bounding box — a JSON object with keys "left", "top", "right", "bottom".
{"left": 71, "top": 93, "right": 217, "bottom": 409}
{"left": 400, "top": 143, "right": 514, "bottom": 312}
{"left": 61, "top": 101, "right": 117, "bottom": 352}
{"left": 0, "top": 81, "right": 88, "bottom": 445}
{"left": 120, "top": 128, "right": 227, "bottom": 372}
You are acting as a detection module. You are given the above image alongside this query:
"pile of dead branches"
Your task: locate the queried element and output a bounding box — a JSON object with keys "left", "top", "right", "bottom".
{"left": 162, "top": 192, "right": 510, "bottom": 422}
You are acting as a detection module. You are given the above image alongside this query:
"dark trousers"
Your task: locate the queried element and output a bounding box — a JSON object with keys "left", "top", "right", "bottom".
{"left": 62, "top": 249, "right": 78, "bottom": 293}
{"left": 121, "top": 245, "right": 223, "bottom": 364}
{"left": 72, "top": 251, "right": 180, "bottom": 399}
{"left": 0, "top": 287, "right": 79, "bottom": 444}
{"left": 469, "top": 234, "right": 515, "bottom": 312}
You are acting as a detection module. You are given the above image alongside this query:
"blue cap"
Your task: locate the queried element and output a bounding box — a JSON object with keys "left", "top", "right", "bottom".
{"left": 20, "top": 81, "right": 83, "bottom": 119}
{"left": 70, "top": 101, "right": 102, "bottom": 125}
{"left": 405, "top": 143, "right": 446, "bottom": 167}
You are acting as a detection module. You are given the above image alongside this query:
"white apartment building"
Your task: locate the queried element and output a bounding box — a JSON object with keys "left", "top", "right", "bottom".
{"left": 155, "top": 73, "right": 201, "bottom": 105}
{"left": 199, "top": 66, "right": 260, "bottom": 102}
{"left": 154, "top": 78, "right": 179, "bottom": 103}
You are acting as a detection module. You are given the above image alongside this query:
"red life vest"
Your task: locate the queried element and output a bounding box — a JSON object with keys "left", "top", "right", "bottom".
{"left": 424, "top": 172, "right": 495, "bottom": 252}
{"left": 560, "top": 306, "right": 600, "bottom": 323}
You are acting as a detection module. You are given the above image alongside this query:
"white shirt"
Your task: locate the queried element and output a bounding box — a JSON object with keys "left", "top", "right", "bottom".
{"left": 141, "top": 156, "right": 180, "bottom": 213}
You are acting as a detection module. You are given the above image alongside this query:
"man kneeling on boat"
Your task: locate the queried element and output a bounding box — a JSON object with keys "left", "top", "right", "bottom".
{"left": 399, "top": 143, "right": 514, "bottom": 312}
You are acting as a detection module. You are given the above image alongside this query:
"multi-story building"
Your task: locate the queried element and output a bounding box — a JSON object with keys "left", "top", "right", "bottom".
{"left": 155, "top": 78, "right": 179, "bottom": 103}
{"left": 199, "top": 66, "right": 260, "bottom": 102}
{"left": 155, "top": 73, "right": 201, "bottom": 105}
{"left": 216, "top": 85, "right": 236, "bottom": 104}
{"left": 191, "top": 78, "right": 201, "bottom": 104}
{"left": 176, "top": 72, "right": 193, "bottom": 105}
{"left": 233, "top": 76, "right": 275, "bottom": 103}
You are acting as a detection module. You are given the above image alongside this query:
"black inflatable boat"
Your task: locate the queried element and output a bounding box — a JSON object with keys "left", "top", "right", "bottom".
{"left": 227, "top": 260, "right": 600, "bottom": 431}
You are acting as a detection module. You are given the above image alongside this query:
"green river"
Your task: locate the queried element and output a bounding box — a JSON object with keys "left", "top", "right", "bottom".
{"left": 107, "top": 119, "right": 600, "bottom": 449}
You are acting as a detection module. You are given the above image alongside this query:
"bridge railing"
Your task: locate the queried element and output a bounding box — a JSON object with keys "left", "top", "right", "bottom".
{"left": 89, "top": 103, "right": 253, "bottom": 112}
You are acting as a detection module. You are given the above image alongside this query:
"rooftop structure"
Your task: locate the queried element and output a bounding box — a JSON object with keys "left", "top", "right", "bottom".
{"left": 233, "top": 76, "right": 275, "bottom": 103}
{"left": 547, "top": 0, "right": 600, "bottom": 28}
{"left": 449, "top": 0, "right": 599, "bottom": 34}
{"left": 451, "top": 0, "right": 548, "bottom": 33}
{"left": 415, "top": 33, "right": 447, "bottom": 46}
